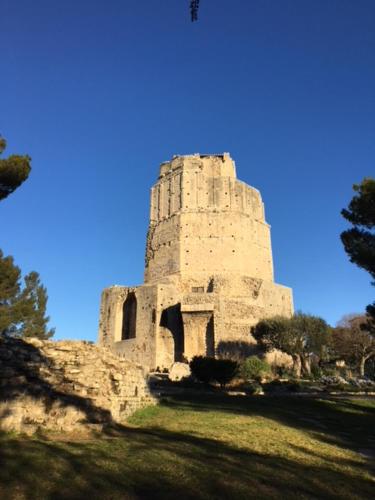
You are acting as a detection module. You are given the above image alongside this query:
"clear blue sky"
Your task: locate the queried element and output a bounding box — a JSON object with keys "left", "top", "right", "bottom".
{"left": 1, "top": 0, "right": 374, "bottom": 340}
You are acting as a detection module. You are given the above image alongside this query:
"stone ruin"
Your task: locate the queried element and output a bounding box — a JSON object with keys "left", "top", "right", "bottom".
{"left": 0, "top": 336, "right": 155, "bottom": 434}
{"left": 98, "top": 153, "right": 293, "bottom": 371}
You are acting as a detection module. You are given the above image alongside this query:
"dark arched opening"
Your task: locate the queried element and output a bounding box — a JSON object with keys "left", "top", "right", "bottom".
{"left": 122, "top": 292, "right": 137, "bottom": 340}
{"left": 160, "top": 304, "right": 184, "bottom": 362}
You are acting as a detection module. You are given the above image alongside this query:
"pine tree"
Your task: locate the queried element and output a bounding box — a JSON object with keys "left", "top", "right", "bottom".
{"left": 0, "top": 136, "right": 31, "bottom": 201}
{"left": 341, "top": 177, "right": 375, "bottom": 323}
{"left": 0, "top": 249, "right": 54, "bottom": 339}
{"left": 20, "top": 271, "right": 55, "bottom": 339}
{"left": 0, "top": 249, "right": 23, "bottom": 335}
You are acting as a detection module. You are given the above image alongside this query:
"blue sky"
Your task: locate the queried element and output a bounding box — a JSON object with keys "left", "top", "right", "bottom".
{"left": 1, "top": 0, "right": 374, "bottom": 340}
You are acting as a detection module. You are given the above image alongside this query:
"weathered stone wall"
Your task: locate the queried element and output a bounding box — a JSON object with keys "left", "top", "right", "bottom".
{"left": 0, "top": 337, "right": 155, "bottom": 434}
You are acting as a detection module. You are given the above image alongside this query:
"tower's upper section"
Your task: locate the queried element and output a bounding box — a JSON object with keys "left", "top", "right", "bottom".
{"left": 144, "top": 154, "right": 274, "bottom": 284}
{"left": 149, "top": 153, "right": 265, "bottom": 223}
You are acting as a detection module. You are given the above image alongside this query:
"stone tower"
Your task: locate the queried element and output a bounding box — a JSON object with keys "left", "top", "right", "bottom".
{"left": 98, "top": 154, "right": 293, "bottom": 370}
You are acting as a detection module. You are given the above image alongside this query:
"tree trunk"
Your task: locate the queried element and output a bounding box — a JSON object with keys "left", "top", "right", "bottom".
{"left": 301, "top": 356, "right": 311, "bottom": 377}
{"left": 359, "top": 356, "right": 365, "bottom": 377}
{"left": 292, "top": 355, "right": 301, "bottom": 378}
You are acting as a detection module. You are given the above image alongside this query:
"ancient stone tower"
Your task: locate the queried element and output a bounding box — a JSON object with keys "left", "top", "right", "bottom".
{"left": 98, "top": 154, "right": 293, "bottom": 370}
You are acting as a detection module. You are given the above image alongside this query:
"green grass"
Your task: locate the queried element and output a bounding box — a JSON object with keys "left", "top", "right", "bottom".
{"left": 0, "top": 394, "right": 374, "bottom": 499}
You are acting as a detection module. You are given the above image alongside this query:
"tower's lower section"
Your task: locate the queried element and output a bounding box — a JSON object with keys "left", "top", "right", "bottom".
{"left": 98, "top": 274, "right": 293, "bottom": 371}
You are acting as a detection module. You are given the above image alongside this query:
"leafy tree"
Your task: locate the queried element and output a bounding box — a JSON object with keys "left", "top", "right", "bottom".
{"left": 341, "top": 178, "right": 375, "bottom": 320}
{"left": 252, "top": 313, "right": 330, "bottom": 378}
{"left": 0, "top": 136, "right": 31, "bottom": 201}
{"left": 0, "top": 249, "right": 54, "bottom": 339}
{"left": 332, "top": 314, "right": 375, "bottom": 377}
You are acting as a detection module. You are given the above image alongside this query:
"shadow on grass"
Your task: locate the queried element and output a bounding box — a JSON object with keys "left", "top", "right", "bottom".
{"left": 0, "top": 421, "right": 373, "bottom": 500}
{"left": 161, "top": 392, "right": 375, "bottom": 458}
{"left": 1, "top": 338, "right": 374, "bottom": 499}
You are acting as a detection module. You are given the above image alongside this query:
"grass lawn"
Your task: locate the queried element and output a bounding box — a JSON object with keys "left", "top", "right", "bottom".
{"left": 0, "top": 394, "right": 374, "bottom": 499}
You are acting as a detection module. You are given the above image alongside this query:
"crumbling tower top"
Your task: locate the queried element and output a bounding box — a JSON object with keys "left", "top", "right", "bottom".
{"left": 159, "top": 153, "right": 236, "bottom": 179}
{"left": 144, "top": 153, "right": 273, "bottom": 284}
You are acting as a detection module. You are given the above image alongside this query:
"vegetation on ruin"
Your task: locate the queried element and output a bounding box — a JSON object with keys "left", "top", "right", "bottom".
{"left": 0, "top": 393, "right": 374, "bottom": 499}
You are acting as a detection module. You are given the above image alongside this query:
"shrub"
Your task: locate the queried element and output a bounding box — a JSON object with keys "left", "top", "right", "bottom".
{"left": 311, "top": 364, "right": 322, "bottom": 379}
{"left": 213, "top": 359, "right": 239, "bottom": 388}
{"left": 247, "top": 382, "right": 264, "bottom": 395}
{"left": 190, "top": 356, "right": 216, "bottom": 384}
{"left": 190, "top": 356, "right": 238, "bottom": 388}
{"left": 241, "top": 356, "right": 271, "bottom": 382}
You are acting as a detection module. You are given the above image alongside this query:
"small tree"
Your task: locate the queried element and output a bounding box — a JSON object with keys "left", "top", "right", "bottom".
{"left": 332, "top": 315, "right": 375, "bottom": 377}
{"left": 0, "top": 136, "right": 31, "bottom": 201}
{"left": 252, "top": 313, "right": 330, "bottom": 378}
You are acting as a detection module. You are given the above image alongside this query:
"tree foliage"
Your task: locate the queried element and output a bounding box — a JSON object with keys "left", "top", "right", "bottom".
{"left": 341, "top": 178, "right": 375, "bottom": 320}
{"left": 0, "top": 136, "right": 31, "bottom": 201}
{"left": 252, "top": 313, "right": 330, "bottom": 377}
{"left": 332, "top": 314, "right": 375, "bottom": 377}
{"left": 0, "top": 249, "right": 54, "bottom": 339}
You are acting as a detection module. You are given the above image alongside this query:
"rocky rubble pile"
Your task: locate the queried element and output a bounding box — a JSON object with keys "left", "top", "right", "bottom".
{"left": 0, "top": 337, "right": 155, "bottom": 434}
{"left": 320, "top": 375, "right": 375, "bottom": 389}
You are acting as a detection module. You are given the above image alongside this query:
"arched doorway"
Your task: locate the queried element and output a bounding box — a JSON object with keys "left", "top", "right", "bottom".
{"left": 122, "top": 292, "right": 137, "bottom": 340}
